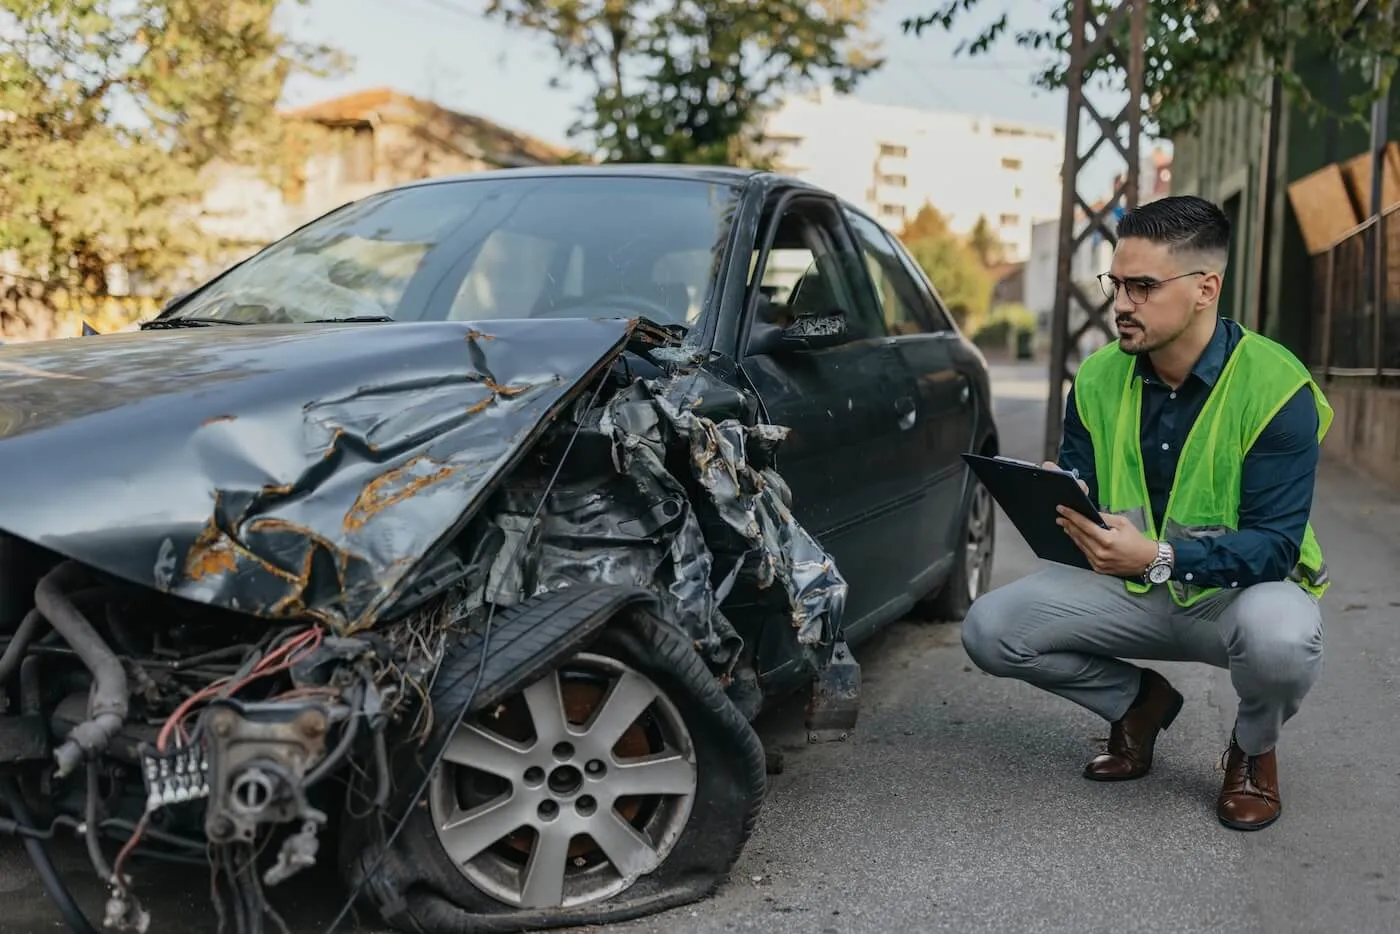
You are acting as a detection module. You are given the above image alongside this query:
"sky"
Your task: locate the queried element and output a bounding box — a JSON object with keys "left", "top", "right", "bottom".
{"left": 277, "top": 0, "right": 1131, "bottom": 198}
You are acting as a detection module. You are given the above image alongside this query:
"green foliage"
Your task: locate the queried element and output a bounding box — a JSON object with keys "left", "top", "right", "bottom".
{"left": 900, "top": 1, "right": 1400, "bottom": 138}
{"left": 898, "top": 202, "right": 994, "bottom": 332}
{"left": 983, "top": 301, "right": 1035, "bottom": 332}
{"left": 0, "top": 0, "right": 344, "bottom": 300}
{"left": 966, "top": 213, "right": 1004, "bottom": 267}
{"left": 970, "top": 301, "right": 1035, "bottom": 352}
{"left": 484, "top": 0, "right": 883, "bottom": 164}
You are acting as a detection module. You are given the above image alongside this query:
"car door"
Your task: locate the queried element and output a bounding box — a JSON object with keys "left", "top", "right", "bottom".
{"left": 843, "top": 208, "right": 976, "bottom": 581}
{"left": 887, "top": 226, "right": 979, "bottom": 475}
{"left": 736, "top": 191, "right": 927, "bottom": 646}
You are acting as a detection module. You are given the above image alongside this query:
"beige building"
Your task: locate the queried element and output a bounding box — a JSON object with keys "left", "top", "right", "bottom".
{"left": 196, "top": 88, "right": 571, "bottom": 270}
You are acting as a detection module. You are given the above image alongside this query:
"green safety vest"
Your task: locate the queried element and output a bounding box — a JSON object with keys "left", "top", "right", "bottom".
{"left": 1072, "top": 324, "right": 1332, "bottom": 605}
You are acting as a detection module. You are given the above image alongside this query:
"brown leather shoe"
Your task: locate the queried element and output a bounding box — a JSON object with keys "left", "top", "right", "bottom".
{"left": 1217, "top": 734, "right": 1282, "bottom": 831}
{"left": 1083, "top": 668, "right": 1184, "bottom": 781}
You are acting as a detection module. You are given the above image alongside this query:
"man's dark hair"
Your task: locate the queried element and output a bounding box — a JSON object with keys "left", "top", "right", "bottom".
{"left": 1116, "top": 195, "right": 1231, "bottom": 268}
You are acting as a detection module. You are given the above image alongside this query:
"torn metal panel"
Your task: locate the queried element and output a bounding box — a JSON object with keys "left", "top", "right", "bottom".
{"left": 485, "top": 381, "right": 744, "bottom": 671}
{"left": 486, "top": 373, "right": 847, "bottom": 664}
{"left": 644, "top": 376, "right": 848, "bottom": 647}
{"left": 0, "top": 318, "right": 657, "bottom": 632}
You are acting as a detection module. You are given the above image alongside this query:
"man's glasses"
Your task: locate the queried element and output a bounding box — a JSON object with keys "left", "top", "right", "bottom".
{"left": 1098, "top": 271, "right": 1205, "bottom": 304}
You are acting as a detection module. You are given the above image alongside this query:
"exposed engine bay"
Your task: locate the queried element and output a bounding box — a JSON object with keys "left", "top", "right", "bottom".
{"left": 0, "top": 321, "right": 851, "bottom": 934}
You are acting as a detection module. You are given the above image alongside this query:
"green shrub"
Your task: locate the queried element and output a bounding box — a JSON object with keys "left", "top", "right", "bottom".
{"left": 971, "top": 302, "right": 1035, "bottom": 350}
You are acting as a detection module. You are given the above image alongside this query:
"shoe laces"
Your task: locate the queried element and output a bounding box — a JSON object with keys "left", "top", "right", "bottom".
{"left": 1216, "top": 743, "right": 1259, "bottom": 786}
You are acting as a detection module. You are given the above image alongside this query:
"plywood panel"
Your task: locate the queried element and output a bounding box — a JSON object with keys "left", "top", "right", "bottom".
{"left": 1287, "top": 163, "right": 1362, "bottom": 255}
{"left": 1341, "top": 141, "right": 1400, "bottom": 215}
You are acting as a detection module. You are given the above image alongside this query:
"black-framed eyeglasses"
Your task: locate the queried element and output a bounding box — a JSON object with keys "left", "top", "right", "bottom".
{"left": 1098, "top": 271, "right": 1205, "bottom": 305}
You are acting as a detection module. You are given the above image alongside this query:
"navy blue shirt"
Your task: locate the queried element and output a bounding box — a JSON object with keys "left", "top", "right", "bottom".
{"left": 1058, "top": 317, "right": 1320, "bottom": 589}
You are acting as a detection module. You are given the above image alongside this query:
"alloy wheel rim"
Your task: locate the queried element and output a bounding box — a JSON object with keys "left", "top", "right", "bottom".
{"left": 964, "top": 481, "right": 994, "bottom": 600}
{"left": 428, "top": 652, "right": 697, "bottom": 909}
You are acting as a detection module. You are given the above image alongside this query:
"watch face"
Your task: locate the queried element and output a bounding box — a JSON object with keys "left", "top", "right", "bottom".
{"left": 1148, "top": 564, "right": 1171, "bottom": 585}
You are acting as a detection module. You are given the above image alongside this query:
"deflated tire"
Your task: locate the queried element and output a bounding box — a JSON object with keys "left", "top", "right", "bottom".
{"left": 347, "top": 603, "right": 767, "bottom": 933}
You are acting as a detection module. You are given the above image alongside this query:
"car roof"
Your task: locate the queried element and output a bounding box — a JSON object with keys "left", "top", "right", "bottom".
{"left": 387, "top": 162, "right": 821, "bottom": 193}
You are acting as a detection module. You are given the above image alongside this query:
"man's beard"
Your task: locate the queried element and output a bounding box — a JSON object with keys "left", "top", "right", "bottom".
{"left": 1115, "top": 313, "right": 1190, "bottom": 355}
{"left": 1115, "top": 316, "right": 1153, "bottom": 355}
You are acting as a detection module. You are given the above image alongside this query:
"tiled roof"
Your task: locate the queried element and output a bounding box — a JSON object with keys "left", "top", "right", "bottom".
{"left": 281, "top": 87, "right": 572, "bottom": 167}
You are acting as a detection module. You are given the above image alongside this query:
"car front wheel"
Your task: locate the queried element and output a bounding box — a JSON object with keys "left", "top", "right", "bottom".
{"left": 428, "top": 650, "right": 698, "bottom": 910}
{"left": 353, "top": 605, "right": 767, "bottom": 932}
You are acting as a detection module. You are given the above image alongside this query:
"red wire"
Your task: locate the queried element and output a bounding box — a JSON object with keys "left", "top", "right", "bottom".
{"left": 110, "top": 812, "right": 150, "bottom": 886}
{"left": 155, "top": 626, "right": 323, "bottom": 752}
{"left": 121, "top": 626, "right": 326, "bottom": 889}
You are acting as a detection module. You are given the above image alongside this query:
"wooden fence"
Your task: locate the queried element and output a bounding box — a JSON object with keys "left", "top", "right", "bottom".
{"left": 1309, "top": 203, "right": 1400, "bottom": 381}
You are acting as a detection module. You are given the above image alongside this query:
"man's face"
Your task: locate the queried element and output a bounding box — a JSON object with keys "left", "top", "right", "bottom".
{"left": 1103, "top": 237, "right": 1216, "bottom": 355}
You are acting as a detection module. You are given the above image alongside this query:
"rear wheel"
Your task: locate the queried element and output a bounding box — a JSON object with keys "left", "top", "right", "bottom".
{"left": 917, "top": 472, "right": 996, "bottom": 622}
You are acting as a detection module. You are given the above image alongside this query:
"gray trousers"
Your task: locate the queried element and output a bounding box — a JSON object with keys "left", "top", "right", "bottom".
{"left": 961, "top": 565, "right": 1324, "bottom": 756}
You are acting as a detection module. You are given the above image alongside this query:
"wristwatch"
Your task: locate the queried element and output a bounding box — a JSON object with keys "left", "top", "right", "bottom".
{"left": 1144, "top": 541, "right": 1174, "bottom": 585}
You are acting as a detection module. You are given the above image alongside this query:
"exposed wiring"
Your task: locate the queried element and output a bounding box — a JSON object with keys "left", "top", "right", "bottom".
{"left": 0, "top": 810, "right": 82, "bottom": 842}
{"left": 99, "top": 819, "right": 204, "bottom": 852}
{"left": 157, "top": 626, "right": 324, "bottom": 752}
{"left": 84, "top": 765, "right": 113, "bottom": 882}
{"left": 106, "top": 624, "right": 326, "bottom": 916}
{"left": 370, "top": 728, "right": 392, "bottom": 810}
{"left": 319, "top": 368, "right": 613, "bottom": 934}
{"left": 109, "top": 812, "right": 150, "bottom": 889}
{"left": 304, "top": 686, "right": 365, "bottom": 786}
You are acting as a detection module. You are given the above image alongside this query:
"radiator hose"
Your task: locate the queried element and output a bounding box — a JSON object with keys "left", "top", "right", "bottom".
{"left": 35, "top": 561, "right": 130, "bottom": 777}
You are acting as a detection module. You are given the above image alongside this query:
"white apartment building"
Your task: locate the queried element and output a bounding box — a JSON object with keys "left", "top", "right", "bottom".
{"left": 760, "top": 87, "right": 1064, "bottom": 261}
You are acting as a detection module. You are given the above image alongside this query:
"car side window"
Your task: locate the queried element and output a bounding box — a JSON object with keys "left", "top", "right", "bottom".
{"left": 884, "top": 227, "right": 958, "bottom": 333}
{"left": 747, "top": 197, "right": 888, "bottom": 344}
{"left": 844, "top": 210, "right": 937, "bottom": 336}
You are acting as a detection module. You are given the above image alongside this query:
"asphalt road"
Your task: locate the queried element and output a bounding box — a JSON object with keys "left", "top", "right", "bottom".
{"left": 4, "top": 359, "right": 1399, "bottom": 933}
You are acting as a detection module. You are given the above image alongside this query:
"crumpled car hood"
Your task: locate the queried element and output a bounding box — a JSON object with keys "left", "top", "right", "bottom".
{"left": 0, "top": 318, "right": 652, "bottom": 631}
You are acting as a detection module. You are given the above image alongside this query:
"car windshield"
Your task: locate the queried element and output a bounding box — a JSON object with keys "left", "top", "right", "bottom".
{"left": 165, "top": 174, "right": 744, "bottom": 328}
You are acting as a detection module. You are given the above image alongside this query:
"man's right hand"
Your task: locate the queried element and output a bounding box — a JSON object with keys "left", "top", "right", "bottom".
{"left": 1042, "top": 460, "right": 1090, "bottom": 496}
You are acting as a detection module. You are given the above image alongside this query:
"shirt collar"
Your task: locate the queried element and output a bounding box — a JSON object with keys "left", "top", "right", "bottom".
{"left": 1135, "top": 316, "right": 1229, "bottom": 387}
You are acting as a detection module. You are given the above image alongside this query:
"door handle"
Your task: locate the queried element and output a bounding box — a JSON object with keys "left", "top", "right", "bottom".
{"left": 895, "top": 395, "right": 916, "bottom": 430}
{"left": 959, "top": 382, "right": 970, "bottom": 404}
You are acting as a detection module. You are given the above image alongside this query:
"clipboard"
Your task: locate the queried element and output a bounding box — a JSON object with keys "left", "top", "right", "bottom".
{"left": 962, "top": 453, "right": 1108, "bottom": 570}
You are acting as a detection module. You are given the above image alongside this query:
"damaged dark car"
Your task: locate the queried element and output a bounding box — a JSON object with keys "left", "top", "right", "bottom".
{"left": 0, "top": 166, "right": 998, "bottom": 933}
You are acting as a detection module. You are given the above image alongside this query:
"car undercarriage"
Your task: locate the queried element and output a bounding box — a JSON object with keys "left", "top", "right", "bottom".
{"left": 0, "top": 320, "right": 856, "bottom": 934}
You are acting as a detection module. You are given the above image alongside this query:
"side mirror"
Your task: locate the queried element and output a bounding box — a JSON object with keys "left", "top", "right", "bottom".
{"left": 748, "top": 311, "right": 848, "bottom": 356}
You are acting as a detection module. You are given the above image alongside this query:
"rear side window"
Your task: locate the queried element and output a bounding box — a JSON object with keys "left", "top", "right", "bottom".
{"left": 844, "top": 210, "right": 937, "bottom": 335}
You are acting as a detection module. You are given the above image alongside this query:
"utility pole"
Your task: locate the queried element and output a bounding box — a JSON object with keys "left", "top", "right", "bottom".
{"left": 1043, "top": 0, "right": 1150, "bottom": 461}
{"left": 1367, "top": 2, "right": 1393, "bottom": 379}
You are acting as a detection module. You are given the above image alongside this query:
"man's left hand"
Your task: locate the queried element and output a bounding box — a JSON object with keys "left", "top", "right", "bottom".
{"left": 1056, "top": 506, "right": 1159, "bottom": 578}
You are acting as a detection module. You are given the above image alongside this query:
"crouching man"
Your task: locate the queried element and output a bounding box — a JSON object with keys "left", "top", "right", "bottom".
{"left": 962, "top": 195, "right": 1329, "bottom": 831}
